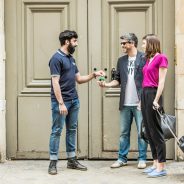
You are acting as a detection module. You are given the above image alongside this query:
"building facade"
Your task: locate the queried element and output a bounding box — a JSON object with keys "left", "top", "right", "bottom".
{"left": 0, "top": 0, "right": 183, "bottom": 161}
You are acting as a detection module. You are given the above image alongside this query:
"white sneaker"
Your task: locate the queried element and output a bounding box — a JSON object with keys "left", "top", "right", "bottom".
{"left": 137, "top": 160, "right": 146, "bottom": 169}
{"left": 110, "top": 160, "right": 127, "bottom": 168}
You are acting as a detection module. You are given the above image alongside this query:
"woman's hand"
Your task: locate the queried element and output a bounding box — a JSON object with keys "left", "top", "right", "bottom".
{"left": 153, "top": 100, "right": 160, "bottom": 110}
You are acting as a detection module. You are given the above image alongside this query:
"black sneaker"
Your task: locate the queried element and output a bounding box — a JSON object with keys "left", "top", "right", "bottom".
{"left": 48, "top": 160, "right": 57, "bottom": 175}
{"left": 67, "top": 157, "right": 87, "bottom": 171}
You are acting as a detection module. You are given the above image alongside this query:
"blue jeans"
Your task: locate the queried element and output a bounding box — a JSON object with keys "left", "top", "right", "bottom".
{"left": 49, "top": 98, "right": 80, "bottom": 160}
{"left": 118, "top": 106, "right": 147, "bottom": 162}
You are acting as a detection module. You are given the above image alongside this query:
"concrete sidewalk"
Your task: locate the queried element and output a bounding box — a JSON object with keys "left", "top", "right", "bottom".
{"left": 0, "top": 160, "right": 184, "bottom": 184}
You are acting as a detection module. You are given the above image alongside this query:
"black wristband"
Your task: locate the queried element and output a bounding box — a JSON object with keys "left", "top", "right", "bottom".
{"left": 59, "top": 102, "right": 64, "bottom": 106}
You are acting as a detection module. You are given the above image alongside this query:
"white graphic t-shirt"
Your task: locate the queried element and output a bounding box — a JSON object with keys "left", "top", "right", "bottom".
{"left": 124, "top": 56, "right": 139, "bottom": 106}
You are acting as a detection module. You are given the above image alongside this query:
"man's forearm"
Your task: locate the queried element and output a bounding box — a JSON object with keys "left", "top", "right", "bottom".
{"left": 77, "top": 73, "right": 95, "bottom": 84}
{"left": 53, "top": 82, "right": 64, "bottom": 104}
{"left": 105, "top": 80, "right": 119, "bottom": 87}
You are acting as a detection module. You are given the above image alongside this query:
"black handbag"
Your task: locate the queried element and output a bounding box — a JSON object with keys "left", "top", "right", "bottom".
{"left": 140, "top": 108, "right": 176, "bottom": 143}
{"left": 157, "top": 108, "right": 176, "bottom": 140}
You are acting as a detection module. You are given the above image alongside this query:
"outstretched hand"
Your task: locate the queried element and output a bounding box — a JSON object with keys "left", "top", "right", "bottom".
{"left": 97, "top": 80, "right": 106, "bottom": 88}
{"left": 94, "top": 70, "right": 106, "bottom": 87}
{"left": 94, "top": 70, "right": 106, "bottom": 77}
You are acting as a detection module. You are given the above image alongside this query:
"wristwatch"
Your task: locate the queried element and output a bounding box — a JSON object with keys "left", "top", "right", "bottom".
{"left": 59, "top": 102, "right": 64, "bottom": 106}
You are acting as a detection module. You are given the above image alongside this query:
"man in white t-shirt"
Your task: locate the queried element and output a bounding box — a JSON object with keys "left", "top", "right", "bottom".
{"left": 98, "top": 33, "right": 147, "bottom": 169}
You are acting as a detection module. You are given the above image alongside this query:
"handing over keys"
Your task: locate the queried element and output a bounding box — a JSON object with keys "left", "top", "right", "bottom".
{"left": 98, "top": 75, "right": 105, "bottom": 81}
{"left": 97, "top": 75, "right": 107, "bottom": 87}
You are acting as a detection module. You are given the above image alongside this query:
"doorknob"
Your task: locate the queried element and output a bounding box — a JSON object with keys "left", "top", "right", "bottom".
{"left": 93, "top": 67, "right": 97, "bottom": 71}
{"left": 111, "top": 68, "right": 116, "bottom": 80}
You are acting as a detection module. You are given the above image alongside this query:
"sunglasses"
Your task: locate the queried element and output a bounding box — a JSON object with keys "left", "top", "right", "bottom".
{"left": 120, "top": 41, "right": 132, "bottom": 45}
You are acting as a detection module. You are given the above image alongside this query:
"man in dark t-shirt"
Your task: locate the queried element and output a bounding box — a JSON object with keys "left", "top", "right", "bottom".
{"left": 48, "top": 30, "right": 104, "bottom": 175}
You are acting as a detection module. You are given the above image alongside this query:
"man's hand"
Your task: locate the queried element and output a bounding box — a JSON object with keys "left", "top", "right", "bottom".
{"left": 59, "top": 103, "right": 68, "bottom": 115}
{"left": 97, "top": 80, "right": 119, "bottom": 88}
{"left": 97, "top": 81, "right": 106, "bottom": 88}
{"left": 94, "top": 70, "right": 106, "bottom": 78}
{"left": 137, "top": 101, "right": 141, "bottom": 111}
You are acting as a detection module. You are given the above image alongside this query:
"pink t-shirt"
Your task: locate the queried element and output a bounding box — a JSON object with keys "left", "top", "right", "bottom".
{"left": 142, "top": 54, "right": 168, "bottom": 88}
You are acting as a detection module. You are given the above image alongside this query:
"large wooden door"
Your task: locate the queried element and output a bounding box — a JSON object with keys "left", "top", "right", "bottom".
{"left": 88, "top": 0, "right": 175, "bottom": 159}
{"left": 5, "top": 0, "right": 88, "bottom": 159}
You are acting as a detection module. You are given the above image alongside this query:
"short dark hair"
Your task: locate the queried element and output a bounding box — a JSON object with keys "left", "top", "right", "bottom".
{"left": 143, "top": 34, "right": 161, "bottom": 59}
{"left": 120, "top": 33, "right": 138, "bottom": 47}
{"left": 59, "top": 30, "right": 78, "bottom": 46}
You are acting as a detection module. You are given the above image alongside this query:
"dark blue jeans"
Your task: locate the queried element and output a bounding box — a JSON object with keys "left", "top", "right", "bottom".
{"left": 49, "top": 98, "right": 80, "bottom": 160}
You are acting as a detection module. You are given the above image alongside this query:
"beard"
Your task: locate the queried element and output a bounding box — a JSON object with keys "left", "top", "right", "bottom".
{"left": 67, "top": 43, "right": 76, "bottom": 54}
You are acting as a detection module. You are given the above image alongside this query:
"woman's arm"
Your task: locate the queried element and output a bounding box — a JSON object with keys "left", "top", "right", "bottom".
{"left": 153, "top": 67, "right": 168, "bottom": 107}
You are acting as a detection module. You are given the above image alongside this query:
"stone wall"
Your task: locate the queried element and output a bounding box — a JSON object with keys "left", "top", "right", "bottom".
{"left": 0, "top": 0, "right": 6, "bottom": 162}
{"left": 175, "top": 0, "right": 184, "bottom": 160}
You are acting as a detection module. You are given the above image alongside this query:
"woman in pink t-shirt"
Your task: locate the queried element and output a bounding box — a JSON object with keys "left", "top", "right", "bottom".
{"left": 141, "top": 34, "right": 168, "bottom": 177}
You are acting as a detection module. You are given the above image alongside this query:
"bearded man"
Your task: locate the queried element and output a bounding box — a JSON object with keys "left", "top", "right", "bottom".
{"left": 48, "top": 30, "right": 104, "bottom": 175}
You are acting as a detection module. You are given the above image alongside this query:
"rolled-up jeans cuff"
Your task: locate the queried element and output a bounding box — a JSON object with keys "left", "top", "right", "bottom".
{"left": 67, "top": 151, "right": 76, "bottom": 158}
{"left": 50, "top": 155, "right": 58, "bottom": 160}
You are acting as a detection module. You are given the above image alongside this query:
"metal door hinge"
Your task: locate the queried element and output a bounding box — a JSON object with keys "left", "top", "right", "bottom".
{"left": 174, "top": 45, "right": 177, "bottom": 66}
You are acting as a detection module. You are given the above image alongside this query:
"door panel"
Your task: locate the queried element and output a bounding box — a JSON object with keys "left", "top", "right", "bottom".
{"left": 89, "top": 0, "right": 175, "bottom": 159}
{"left": 6, "top": 0, "right": 88, "bottom": 159}
{"left": 103, "top": 96, "right": 120, "bottom": 151}
{"left": 16, "top": 1, "right": 71, "bottom": 158}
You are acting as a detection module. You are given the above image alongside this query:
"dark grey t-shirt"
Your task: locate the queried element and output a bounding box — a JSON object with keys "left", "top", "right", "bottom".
{"left": 49, "top": 49, "right": 79, "bottom": 101}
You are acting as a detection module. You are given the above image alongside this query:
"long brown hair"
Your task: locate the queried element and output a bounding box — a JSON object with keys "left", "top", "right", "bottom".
{"left": 143, "top": 34, "right": 161, "bottom": 59}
